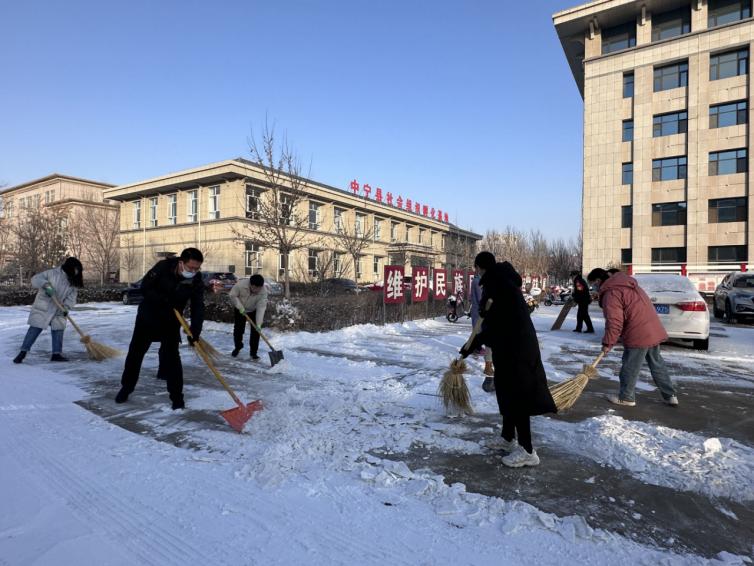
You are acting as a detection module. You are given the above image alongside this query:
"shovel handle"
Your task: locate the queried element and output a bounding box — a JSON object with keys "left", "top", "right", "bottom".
{"left": 173, "top": 309, "right": 245, "bottom": 408}
{"left": 243, "top": 312, "right": 277, "bottom": 351}
{"left": 50, "top": 294, "right": 85, "bottom": 338}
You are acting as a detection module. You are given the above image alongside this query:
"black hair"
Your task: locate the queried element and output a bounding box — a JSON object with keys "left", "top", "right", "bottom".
{"left": 249, "top": 274, "right": 265, "bottom": 287}
{"left": 474, "top": 251, "right": 496, "bottom": 271}
{"left": 62, "top": 257, "right": 84, "bottom": 288}
{"left": 587, "top": 268, "right": 609, "bottom": 283}
{"left": 607, "top": 268, "right": 621, "bottom": 274}
{"left": 180, "top": 247, "right": 204, "bottom": 263}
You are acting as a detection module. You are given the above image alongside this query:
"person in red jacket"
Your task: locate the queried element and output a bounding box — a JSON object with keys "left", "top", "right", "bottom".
{"left": 587, "top": 268, "right": 678, "bottom": 407}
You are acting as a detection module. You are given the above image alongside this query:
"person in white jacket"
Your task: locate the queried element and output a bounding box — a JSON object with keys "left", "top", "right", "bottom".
{"left": 229, "top": 274, "right": 268, "bottom": 360}
{"left": 13, "top": 257, "right": 83, "bottom": 363}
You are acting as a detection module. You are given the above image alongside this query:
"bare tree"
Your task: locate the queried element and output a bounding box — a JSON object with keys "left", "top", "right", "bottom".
{"left": 120, "top": 233, "right": 140, "bottom": 283}
{"left": 331, "top": 214, "right": 373, "bottom": 281}
{"left": 13, "top": 206, "right": 68, "bottom": 283}
{"left": 80, "top": 206, "right": 120, "bottom": 284}
{"left": 233, "top": 121, "right": 318, "bottom": 299}
{"left": 0, "top": 216, "right": 13, "bottom": 275}
{"left": 548, "top": 237, "right": 580, "bottom": 283}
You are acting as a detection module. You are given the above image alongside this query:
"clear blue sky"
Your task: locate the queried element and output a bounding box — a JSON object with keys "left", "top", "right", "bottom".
{"left": 0, "top": 0, "right": 584, "bottom": 240}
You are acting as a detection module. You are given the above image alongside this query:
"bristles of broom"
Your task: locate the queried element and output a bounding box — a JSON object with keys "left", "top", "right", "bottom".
{"left": 549, "top": 362, "right": 600, "bottom": 411}
{"left": 438, "top": 358, "right": 473, "bottom": 415}
{"left": 79, "top": 334, "right": 122, "bottom": 361}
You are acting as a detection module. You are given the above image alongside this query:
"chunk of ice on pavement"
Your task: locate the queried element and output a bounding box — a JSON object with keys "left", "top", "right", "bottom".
{"left": 704, "top": 437, "right": 723, "bottom": 453}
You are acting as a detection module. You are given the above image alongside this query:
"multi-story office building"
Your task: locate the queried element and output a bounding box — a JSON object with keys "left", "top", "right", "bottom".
{"left": 555, "top": 0, "right": 753, "bottom": 289}
{"left": 103, "top": 158, "right": 480, "bottom": 283}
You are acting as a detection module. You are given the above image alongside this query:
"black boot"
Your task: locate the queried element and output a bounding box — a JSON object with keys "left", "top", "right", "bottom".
{"left": 50, "top": 353, "right": 69, "bottom": 362}
{"left": 171, "top": 398, "right": 185, "bottom": 410}
{"left": 13, "top": 351, "right": 26, "bottom": 364}
{"left": 231, "top": 348, "right": 241, "bottom": 357}
{"left": 115, "top": 388, "right": 130, "bottom": 404}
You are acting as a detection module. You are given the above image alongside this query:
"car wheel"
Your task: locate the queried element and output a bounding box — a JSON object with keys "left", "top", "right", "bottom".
{"left": 122, "top": 293, "right": 130, "bottom": 305}
{"left": 712, "top": 299, "right": 724, "bottom": 319}
{"left": 725, "top": 300, "right": 737, "bottom": 324}
{"left": 693, "top": 338, "right": 709, "bottom": 351}
{"left": 446, "top": 313, "right": 458, "bottom": 323}
{"left": 544, "top": 299, "right": 552, "bottom": 306}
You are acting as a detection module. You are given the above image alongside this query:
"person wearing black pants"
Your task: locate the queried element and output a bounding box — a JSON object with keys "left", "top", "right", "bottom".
{"left": 571, "top": 270, "right": 594, "bottom": 333}
{"left": 461, "top": 252, "right": 557, "bottom": 467}
{"left": 229, "top": 274, "right": 268, "bottom": 360}
{"left": 233, "top": 307, "right": 261, "bottom": 358}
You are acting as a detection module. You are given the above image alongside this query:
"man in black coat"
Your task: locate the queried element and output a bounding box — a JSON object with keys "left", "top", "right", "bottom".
{"left": 571, "top": 270, "right": 594, "bottom": 333}
{"left": 115, "top": 247, "right": 205, "bottom": 410}
{"left": 461, "top": 252, "right": 556, "bottom": 468}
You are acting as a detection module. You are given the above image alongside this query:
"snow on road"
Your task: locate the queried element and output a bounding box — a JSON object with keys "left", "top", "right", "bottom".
{"left": 1, "top": 302, "right": 752, "bottom": 565}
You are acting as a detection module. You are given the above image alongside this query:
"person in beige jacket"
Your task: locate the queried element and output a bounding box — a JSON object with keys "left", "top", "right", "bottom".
{"left": 229, "top": 274, "right": 268, "bottom": 360}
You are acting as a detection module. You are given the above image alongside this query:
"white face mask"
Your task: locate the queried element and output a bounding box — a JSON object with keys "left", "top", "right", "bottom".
{"left": 182, "top": 270, "right": 196, "bottom": 279}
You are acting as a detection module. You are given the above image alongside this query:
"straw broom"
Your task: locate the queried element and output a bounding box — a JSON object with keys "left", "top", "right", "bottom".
{"left": 549, "top": 352, "right": 604, "bottom": 411}
{"left": 50, "top": 295, "right": 122, "bottom": 361}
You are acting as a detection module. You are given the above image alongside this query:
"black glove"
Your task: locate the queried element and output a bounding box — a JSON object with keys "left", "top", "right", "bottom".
{"left": 459, "top": 345, "right": 471, "bottom": 359}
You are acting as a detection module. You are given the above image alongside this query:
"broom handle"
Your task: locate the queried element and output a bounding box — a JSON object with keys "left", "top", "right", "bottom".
{"left": 242, "top": 312, "right": 276, "bottom": 351}
{"left": 591, "top": 352, "right": 605, "bottom": 368}
{"left": 173, "top": 309, "right": 245, "bottom": 408}
{"left": 50, "top": 294, "right": 86, "bottom": 339}
{"left": 462, "top": 298, "right": 492, "bottom": 351}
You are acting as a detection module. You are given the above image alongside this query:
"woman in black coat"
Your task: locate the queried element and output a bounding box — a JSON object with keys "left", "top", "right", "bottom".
{"left": 461, "top": 252, "right": 556, "bottom": 467}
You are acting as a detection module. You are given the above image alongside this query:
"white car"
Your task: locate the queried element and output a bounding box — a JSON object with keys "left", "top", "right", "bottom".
{"left": 634, "top": 274, "right": 710, "bottom": 350}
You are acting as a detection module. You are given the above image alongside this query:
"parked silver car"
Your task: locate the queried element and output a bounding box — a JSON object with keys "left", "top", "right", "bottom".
{"left": 713, "top": 272, "right": 754, "bottom": 323}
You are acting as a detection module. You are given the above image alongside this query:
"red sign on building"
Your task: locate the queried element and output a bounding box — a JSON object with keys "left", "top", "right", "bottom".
{"left": 383, "top": 265, "right": 405, "bottom": 304}
{"left": 452, "top": 269, "right": 465, "bottom": 296}
{"left": 412, "top": 267, "right": 429, "bottom": 302}
{"left": 433, "top": 269, "right": 448, "bottom": 300}
{"left": 467, "top": 271, "right": 475, "bottom": 300}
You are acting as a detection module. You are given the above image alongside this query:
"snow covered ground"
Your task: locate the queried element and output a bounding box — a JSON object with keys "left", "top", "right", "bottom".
{"left": 1, "top": 302, "right": 753, "bottom": 565}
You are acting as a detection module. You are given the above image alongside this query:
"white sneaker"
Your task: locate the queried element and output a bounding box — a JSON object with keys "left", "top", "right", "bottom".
{"left": 487, "top": 436, "right": 517, "bottom": 451}
{"left": 664, "top": 395, "right": 679, "bottom": 407}
{"left": 502, "top": 446, "right": 540, "bottom": 468}
{"left": 607, "top": 394, "right": 636, "bottom": 407}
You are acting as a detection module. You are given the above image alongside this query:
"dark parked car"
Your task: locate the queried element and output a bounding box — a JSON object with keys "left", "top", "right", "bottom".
{"left": 321, "top": 278, "right": 360, "bottom": 295}
{"left": 122, "top": 279, "right": 144, "bottom": 305}
{"left": 713, "top": 271, "right": 754, "bottom": 323}
{"left": 201, "top": 272, "right": 237, "bottom": 293}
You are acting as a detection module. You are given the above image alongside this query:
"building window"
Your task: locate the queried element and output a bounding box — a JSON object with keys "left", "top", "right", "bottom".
{"left": 355, "top": 255, "right": 363, "bottom": 279}
{"left": 33, "top": 194, "right": 41, "bottom": 208}
{"left": 334, "top": 208, "right": 344, "bottom": 234}
{"left": 621, "top": 248, "right": 633, "bottom": 264}
{"left": 418, "top": 228, "right": 425, "bottom": 245}
{"left": 652, "top": 6, "right": 691, "bottom": 41}
{"left": 653, "top": 61, "right": 688, "bottom": 91}
{"left": 390, "top": 221, "right": 398, "bottom": 242}
{"left": 709, "top": 245, "right": 748, "bottom": 263}
{"left": 623, "top": 72, "right": 634, "bottom": 98}
{"left": 373, "top": 256, "right": 381, "bottom": 277}
{"left": 246, "top": 185, "right": 262, "bottom": 220}
{"left": 278, "top": 252, "right": 288, "bottom": 279}
{"left": 653, "top": 111, "right": 688, "bottom": 137}
{"left": 308, "top": 201, "right": 321, "bottom": 230}
{"left": 374, "top": 218, "right": 382, "bottom": 241}
{"left": 355, "top": 213, "right": 365, "bottom": 237}
{"left": 308, "top": 249, "right": 319, "bottom": 277}
{"left": 710, "top": 100, "right": 747, "bottom": 128}
{"left": 622, "top": 163, "right": 633, "bottom": 185}
{"left": 4, "top": 199, "right": 13, "bottom": 218}
{"left": 709, "top": 197, "right": 748, "bottom": 222}
{"left": 622, "top": 120, "right": 634, "bottom": 142}
{"left": 334, "top": 252, "right": 344, "bottom": 276}
{"left": 405, "top": 225, "right": 413, "bottom": 243}
{"left": 652, "top": 247, "right": 687, "bottom": 263}
{"left": 187, "top": 190, "right": 198, "bottom": 223}
{"left": 652, "top": 202, "right": 687, "bottom": 226}
{"left": 167, "top": 194, "right": 177, "bottom": 225}
{"left": 621, "top": 205, "right": 633, "bottom": 228}
{"left": 652, "top": 156, "right": 687, "bottom": 181}
{"left": 709, "top": 149, "right": 747, "bottom": 175}
{"left": 244, "top": 242, "right": 261, "bottom": 275}
{"left": 132, "top": 200, "right": 141, "bottom": 229}
{"left": 208, "top": 186, "right": 220, "bottom": 220}
{"left": 708, "top": 0, "right": 751, "bottom": 28}
{"left": 601, "top": 21, "right": 636, "bottom": 54}
{"left": 44, "top": 189, "right": 55, "bottom": 204}
{"left": 710, "top": 49, "right": 748, "bottom": 80}
{"left": 279, "top": 194, "right": 293, "bottom": 225}
{"left": 149, "top": 196, "right": 158, "bottom": 227}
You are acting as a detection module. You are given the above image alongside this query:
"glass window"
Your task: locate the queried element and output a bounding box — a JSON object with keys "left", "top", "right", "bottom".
{"left": 279, "top": 194, "right": 293, "bottom": 225}
{"left": 709, "top": 197, "right": 748, "bottom": 222}
{"left": 167, "top": 194, "right": 177, "bottom": 225}
{"left": 334, "top": 208, "right": 344, "bottom": 233}
{"left": 622, "top": 163, "right": 633, "bottom": 185}
{"left": 373, "top": 256, "right": 381, "bottom": 276}
{"left": 710, "top": 100, "right": 747, "bottom": 128}
{"left": 208, "top": 186, "right": 220, "bottom": 220}
{"left": 334, "top": 252, "right": 343, "bottom": 276}
{"left": 246, "top": 185, "right": 262, "bottom": 220}
{"left": 244, "top": 241, "right": 261, "bottom": 275}
{"left": 149, "top": 196, "right": 158, "bottom": 227}
{"left": 621, "top": 205, "right": 633, "bottom": 228}
{"left": 405, "top": 225, "right": 413, "bottom": 243}
{"left": 623, "top": 72, "right": 634, "bottom": 98}
{"left": 132, "top": 200, "right": 141, "bottom": 229}
{"left": 653, "top": 111, "right": 688, "bottom": 137}
{"left": 374, "top": 218, "right": 382, "bottom": 241}
{"left": 602, "top": 21, "right": 637, "bottom": 54}
{"left": 390, "top": 221, "right": 398, "bottom": 242}
{"left": 708, "top": 0, "right": 752, "bottom": 27}
{"left": 652, "top": 156, "right": 687, "bottom": 181}
{"left": 308, "top": 249, "right": 319, "bottom": 277}
{"left": 418, "top": 228, "right": 425, "bottom": 244}
{"left": 278, "top": 252, "right": 289, "bottom": 279}
{"left": 355, "top": 213, "right": 366, "bottom": 237}
{"left": 709, "top": 149, "right": 747, "bottom": 175}
{"left": 652, "top": 247, "right": 687, "bottom": 263}
{"left": 621, "top": 248, "right": 633, "bottom": 264}
{"left": 709, "top": 245, "right": 748, "bottom": 263}
{"left": 652, "top": 7, "right": 691, "bottom": 41}
{"left": 710, "top": 49, "right": 749, "bottom": 80}
{"left": 187, "top": 190, "right": 198, "bottom": 223}
{"left": 308, "top": 202, "right": 321, "bottom": 230}
{"left": 653, "top": 61, "right": 688, "bottom": 91}
{"left": 652, "top": 202, "right": 687, "bottom": 226}
{"left": 622, "top": 120, "right": 634, "bottom": 142}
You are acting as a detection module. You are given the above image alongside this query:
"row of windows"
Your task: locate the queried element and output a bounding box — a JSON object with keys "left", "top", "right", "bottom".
{"left": 621, "top": 149, "right": 748, "bottom": 184}
{"left": 621, "top": 245, "right": 749, "bottom": 264}
{"left": 603, "top": 0, "right": 752, "bottom": 55}
{"left": 621, "top": 198, "right": 748, "bottom": 228}
{"left": 623, "top": 47, "right": 750, "bottom": 98}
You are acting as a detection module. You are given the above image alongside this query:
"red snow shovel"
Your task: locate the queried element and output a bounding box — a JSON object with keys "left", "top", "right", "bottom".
{"left": 174, "top": 310, "right": 263, "bottom": 432}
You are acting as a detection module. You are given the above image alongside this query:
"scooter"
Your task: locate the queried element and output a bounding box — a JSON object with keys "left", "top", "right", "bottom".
{"left": 446, "top": 293, "right": 471, "bottom": 323}
{"left": 544, "top": 289, "right": 572, "bottom": 307}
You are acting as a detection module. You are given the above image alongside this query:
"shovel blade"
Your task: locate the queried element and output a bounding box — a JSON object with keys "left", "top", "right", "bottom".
{"left": 220, "top": 400, "right": 263, "bottom": 433}
{"left": 268, "top": 349, "right": 284, "bottom": 367}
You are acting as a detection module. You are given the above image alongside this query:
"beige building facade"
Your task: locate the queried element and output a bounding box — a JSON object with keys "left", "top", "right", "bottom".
{"left": 555, "top": 0, "right": 753, "bottom": 289}
{"left": 103, "top": 159, "right": 480, "bottom": 284}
